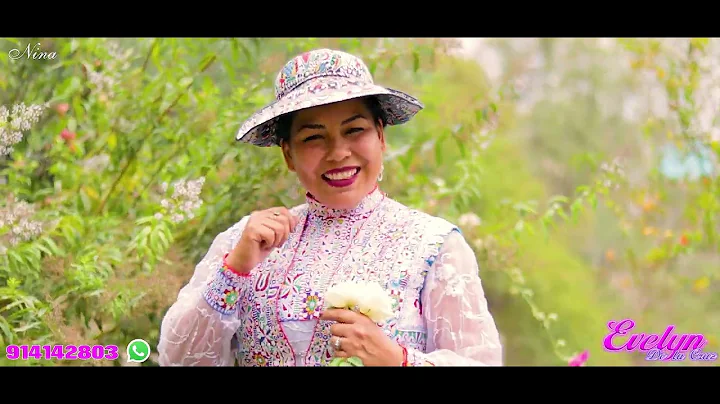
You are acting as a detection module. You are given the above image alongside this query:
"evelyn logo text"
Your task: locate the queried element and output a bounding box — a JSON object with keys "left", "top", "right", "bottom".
{"left": 603, "top": 319, "right": 717, "bottom": 362}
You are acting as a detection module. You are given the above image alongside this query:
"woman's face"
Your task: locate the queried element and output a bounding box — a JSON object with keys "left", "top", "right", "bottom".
{"left": 281, "top": 98, "right": 386, "bottom": 210}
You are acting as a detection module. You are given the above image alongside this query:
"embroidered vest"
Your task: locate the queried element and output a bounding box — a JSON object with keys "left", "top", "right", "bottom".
{"left": 230, "top": 191, "right": 458, "bottom": 366}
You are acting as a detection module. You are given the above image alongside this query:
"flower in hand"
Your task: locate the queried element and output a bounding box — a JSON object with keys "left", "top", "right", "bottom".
{"left": 324, "top": 281, "right": 395, "bottom": 322}
{"left": 321, "top": 281, "right": 401, "bottom": 367}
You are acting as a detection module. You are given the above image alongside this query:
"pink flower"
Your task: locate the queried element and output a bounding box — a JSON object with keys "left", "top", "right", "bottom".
{"left": 60, "top": 128, "right": 75, "bottom": 141}
{"left": 55, "top": 103, "right": 69, "bottom": 116}
{"left": 568, "top": 350, "right": 589, "bottom": 366}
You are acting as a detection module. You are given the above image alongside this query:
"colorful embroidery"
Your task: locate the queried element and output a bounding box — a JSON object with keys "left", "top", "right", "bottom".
{"left": 275, "top": 49, "right": 369, "bottom": 99}
{"left": 303, "top": 292, "right": 321, "bottom": 318}
{"left": 225, "top": 290, "right": 239, "bottom": 305}
{"left": 235, "top": 49, "right": 424, "bottom": 147}
{"left": 396, "top": 330, "right": 428, "bottom": 351}
{"left": 203, "top": 265, "right": 251, "bottom": 315}
{"left": 225, "top": 188, "right": 458, "bottom": 366}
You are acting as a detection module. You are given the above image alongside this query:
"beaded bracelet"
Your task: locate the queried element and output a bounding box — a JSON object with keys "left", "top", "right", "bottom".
{"left": 400, "top": 345, "right": 436, "bottom": 366}
{"left": 400, "top": 345, "right": 409, "bottom": 367}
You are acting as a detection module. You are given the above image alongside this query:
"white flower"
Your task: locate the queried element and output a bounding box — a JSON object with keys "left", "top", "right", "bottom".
{"left": 325, "top": 281, "right": 395, "bottom": 323}
{"left": 325, "top": 281, "right": 361, "bottom": 310}
{"left": 0, "top": 194, "right": 45, "bottom": 245}
{"left": 0, "top": 102, "right": 48, "bottom": 156}
{"left": 357, "top": 283, "right": 395, "bottom": 323}
{"left": 81, "top": 154, "right": 110, "bottom": 172}
{"left": 156, "top": 176, "right": 205, "bottom": 224}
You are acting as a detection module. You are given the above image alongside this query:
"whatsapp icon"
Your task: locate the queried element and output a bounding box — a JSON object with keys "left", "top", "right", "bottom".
{"left": 127, "top": 339, "right": 151, "bottom": 363}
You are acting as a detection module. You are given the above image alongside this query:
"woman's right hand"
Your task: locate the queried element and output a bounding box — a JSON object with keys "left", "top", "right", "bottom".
{"left": 225, "top": 207, "right": 299, "bottom": 274}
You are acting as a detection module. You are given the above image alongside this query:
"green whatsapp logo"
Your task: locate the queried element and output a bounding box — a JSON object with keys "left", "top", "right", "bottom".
{"left": 127, "top": 339, "right": 151, "bottom": 363}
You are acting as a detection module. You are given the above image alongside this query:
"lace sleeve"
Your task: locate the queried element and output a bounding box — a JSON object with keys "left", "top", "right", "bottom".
{"left": 157, "top": 217, "right": 252, "bottom": 366}
{"left": 406, "top": 230, "right": 503, "bottom": 366}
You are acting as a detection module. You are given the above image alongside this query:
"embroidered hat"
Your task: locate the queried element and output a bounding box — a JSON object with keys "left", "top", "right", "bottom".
{"left": 235, "top": 48, "right": 424, "bottom": 147}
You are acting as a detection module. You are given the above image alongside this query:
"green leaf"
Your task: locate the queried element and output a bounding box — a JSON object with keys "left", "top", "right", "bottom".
{"left": 548, "top": 195, "right": 569, "bottom": 206}
{"left": 42, "top": 237, "right": 65, "bottom": 255}
{"left": 513, "top": 202, "right": 537, "bottom": 216}
{"left": 387, "top": 55, "right": 398, "bottom": 70}
{"left": 434, "top": 139, "right": 444, "bottom": 166}
{"left": 570, "top": 199, "right": 584, "bottom": 222}
{"left": 455, "top": 136, "right": 467, "bottom": 158}
{"left": 556, "top": 209, "right": 569, "bottom": 221}
{"left": 368, "top": 60, "right": 378, "bottom": 76}
{"left": 0, "top": 318, "right": 13, "bottom": 346}
{"left": 588, "top": 194, "right": 597, "bottom": 209}
{"left": 151, "top": 39, "right": 162, "bottom": 70}
{"left": 328, "top": 357, "right": 344, "bottom": 366}
{"left": 179, "top": 77, "right": 194, "bottom": 88}
{"left": 347, "top": 356, "right": 364, "bottom": 366}
{"left": 233, "top": 39, "right": 253, "bottom": 63}
{"left": 68, "top": 117, "right": 77, "bottom": 132}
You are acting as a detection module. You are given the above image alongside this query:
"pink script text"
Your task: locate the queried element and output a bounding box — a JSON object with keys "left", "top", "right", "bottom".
{"left": 603, "top": 319, "right": 716, "bottom": 362}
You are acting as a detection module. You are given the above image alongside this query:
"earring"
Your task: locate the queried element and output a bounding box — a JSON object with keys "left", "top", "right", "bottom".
{"left": 377, "top": 163, "right": 384, "bottom": 182}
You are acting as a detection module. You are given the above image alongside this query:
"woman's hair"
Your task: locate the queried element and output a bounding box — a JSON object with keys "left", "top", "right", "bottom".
{"left": 276, "top": 96, "right": 387, "bottom": 145}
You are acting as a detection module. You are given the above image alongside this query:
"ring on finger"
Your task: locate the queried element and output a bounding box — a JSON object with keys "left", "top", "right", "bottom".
{"left": 272, "top": 211, "right": 280, "bottom": 217}
{"left": 333, "top": 337, "right": 342, "bottom": 350}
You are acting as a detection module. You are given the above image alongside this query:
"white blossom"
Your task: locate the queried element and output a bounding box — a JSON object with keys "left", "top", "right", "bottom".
{"left": 81, "top": 154, "right": 110, "bottom": 172}
{"left": 158, "top": 176, "right": 205, "bottom": 224}
{"left": 599, "top": 157, "right": 626, "bottom": 190}
{"left": 85, "top": 40, "right": 133, "bottom": 100}
{"left": 87, "top": 70, "right": 116, "bottom": 98}
{"left": 325, "top": 281, "right": 395, "bottom": 323}
{"left": 0, "top": 102, "right": 48, "bottom": 156}
{"left": 600, "top": 157, "right": 626, "bottom": 176}
{"left": 0, "top": 195, "right": 45, "bottom": 248}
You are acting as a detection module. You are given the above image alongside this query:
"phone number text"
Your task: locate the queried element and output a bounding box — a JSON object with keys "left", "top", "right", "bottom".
{"left": 5, "top": 344, "right": 119, "bottom": 360}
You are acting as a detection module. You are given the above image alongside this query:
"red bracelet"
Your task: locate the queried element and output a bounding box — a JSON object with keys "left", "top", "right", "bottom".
{"left": 400, "top": 345, "right": 409, "bottom": 367}
{"left": 223, "top": 253, "right": 251, "bottom": 277}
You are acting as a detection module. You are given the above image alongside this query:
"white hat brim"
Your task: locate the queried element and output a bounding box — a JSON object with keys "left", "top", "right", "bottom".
{"left": 235, "top": 75, "right": 423, "bottom": 147}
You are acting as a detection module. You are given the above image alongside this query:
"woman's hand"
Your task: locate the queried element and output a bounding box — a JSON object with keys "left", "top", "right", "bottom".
{"left": 226, "top": 207, "right": 299, "bottom": 274}
{"left": 320, "top": 308, "right": 404, "bottom": 366}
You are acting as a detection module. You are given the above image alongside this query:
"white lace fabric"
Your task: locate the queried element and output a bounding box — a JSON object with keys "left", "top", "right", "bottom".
{"left": 157, "top": 219, "right": 248, "bottom": 367}
{"left": 410, "top": 231, "right": 503, "bottom": 366}
{"left": 281, "top": 321, "right": 317, "bottom": 366}
{"left": 157, "top": 211, "right": 503, "bottom": 366}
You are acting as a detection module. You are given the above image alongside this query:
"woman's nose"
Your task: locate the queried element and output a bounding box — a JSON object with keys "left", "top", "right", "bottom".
{"left": 325, "top": 138, "right": 352, "bottom": 161}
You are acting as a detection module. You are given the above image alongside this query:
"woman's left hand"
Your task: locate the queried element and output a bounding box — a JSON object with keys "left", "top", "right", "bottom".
{"left": 320, "top": 308, "right": 404, "bottom": 366}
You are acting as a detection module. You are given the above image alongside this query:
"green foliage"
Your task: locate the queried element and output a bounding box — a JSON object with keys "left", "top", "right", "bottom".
{"left": 0, "top": 37, "right": 716, "bottom": 367}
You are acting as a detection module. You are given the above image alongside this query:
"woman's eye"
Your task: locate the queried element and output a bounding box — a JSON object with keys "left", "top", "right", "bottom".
{"left": 347, "top": 127, "right": 364, "bottom": 134}
{"left": 303, "top": 135, "right": 321, "bottom": 142}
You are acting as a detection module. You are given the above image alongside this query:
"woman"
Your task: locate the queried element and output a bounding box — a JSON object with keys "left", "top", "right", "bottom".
{"left": 157, "top": 48, "right": 503, "bottom": 366}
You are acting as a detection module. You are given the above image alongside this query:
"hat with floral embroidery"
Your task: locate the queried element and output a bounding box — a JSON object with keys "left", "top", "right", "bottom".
{"left": 235, "top": 48, "right": 424, "bottom": 147}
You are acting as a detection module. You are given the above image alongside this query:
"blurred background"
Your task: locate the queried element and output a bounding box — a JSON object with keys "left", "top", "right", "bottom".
{"left": 0, "top": 37, "right": 717, "bottom": 366}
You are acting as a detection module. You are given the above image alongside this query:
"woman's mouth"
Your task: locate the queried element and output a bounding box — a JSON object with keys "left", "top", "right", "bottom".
{"left": 322, "top": 167, "right": 360, "bottom": 188}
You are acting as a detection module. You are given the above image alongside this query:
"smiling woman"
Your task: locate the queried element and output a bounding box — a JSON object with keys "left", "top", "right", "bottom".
{"left": 157, "top": 48, "right": 504, "bottom": 367}
{"left": 277, "top": 96, "right": 387, "bottom": 209}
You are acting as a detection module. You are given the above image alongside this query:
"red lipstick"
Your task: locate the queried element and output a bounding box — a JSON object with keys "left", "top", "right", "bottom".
{"left": 322, "top": 166, "right": 360, "bottom": 188}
